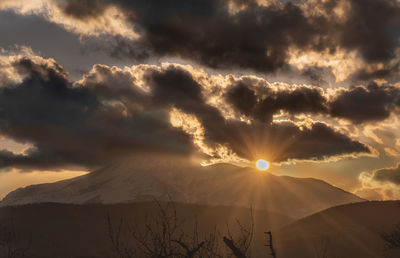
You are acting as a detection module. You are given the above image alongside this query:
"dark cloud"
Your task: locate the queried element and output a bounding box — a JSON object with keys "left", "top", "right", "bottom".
{"left": 56, "top": 0, "right": 400, "bottom": 79}
{"left": 339, "top": 0, "right": 400, "bottom": 62}
{"left": 300, "top": 66, "right": 336, "bottom": 87}
{"left": 225, "top": 79, "right": 400, "bottom": 124}
{"left": 203, "top": 120, "right": 370, "bottom": 162}
{"left": 225, "top": 80, "right": 328, "bottom": 123}
{"left": 144, "top": 67, "right": 227, "bottom": 125}
{"left": 373, "top": 164, "right": 400, "bottom": 185}
{"left": 0, "top": 148, "right": 79, "bottom": 170}
{"left": 59, "top": 0, "right": 108, "bottom": 20}
{"left": 56, "top": 1, "right": 299, "bottom": 71}
{"left": 0, "top": 57, "right": 371, "bottom": 169}
{"left": 137, "top": 66, "right": 370, "bottom": 162}
{"left": 225, "top": 82, "right": 258, "bottom": 118}
{"left": 353, "top": 67, "right": 394, "bottom": 82}
{"left": 330, "top": 82, "right": 400, "bottom": 123}
{"left": 134, "top": 1, "right": 312, "bottom": 72}
{"left": 142, "top": 66, "right": 232, "bottom": 150}
{"left": 145, "top": 67, "right": 204, "bottom": 108}
{"left": 0, "top": 58, "right": 193, "bottom": 170}
{"left": 267, "top": 121, "right": 369, "bottom": 162}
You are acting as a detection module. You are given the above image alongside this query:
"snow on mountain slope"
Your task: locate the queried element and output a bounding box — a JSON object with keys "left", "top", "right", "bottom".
{"left": 0, "top": 156, "right": 365, "bottom": 218}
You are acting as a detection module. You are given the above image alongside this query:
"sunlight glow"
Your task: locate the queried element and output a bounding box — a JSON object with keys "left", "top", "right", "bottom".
{"left": 256, "top": 159, "right": 270, "bottom": 171}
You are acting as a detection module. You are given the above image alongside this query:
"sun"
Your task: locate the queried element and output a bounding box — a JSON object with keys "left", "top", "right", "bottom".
{"left": 256, "top": 159, "right": 270, "bottom": 171}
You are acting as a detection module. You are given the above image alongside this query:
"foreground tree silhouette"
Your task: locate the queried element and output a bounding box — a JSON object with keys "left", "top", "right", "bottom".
{"left": 264, "top": 231, "right": 277, "bottom": 258}
{"left": 108, "top": 201, "right": 223, "bottom": 257}
{"left": 107, "top": 200, "right": 259, "bottom": 258}
{"left": 223, "top": 210, "right": 254, "bottom": 258}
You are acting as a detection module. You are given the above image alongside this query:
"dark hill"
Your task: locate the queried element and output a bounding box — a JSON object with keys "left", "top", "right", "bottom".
{"left": 275, "top": 201, "right": 400, "bottom": 258}
{"left": 0, "top": 202, "right": 292, "bottom": 257}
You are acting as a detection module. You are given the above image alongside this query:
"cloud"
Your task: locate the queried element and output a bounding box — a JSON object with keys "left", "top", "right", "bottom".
{"left": 61, "top": 0, "right": 400, "bottom": 81}
{"left": 3, "top": 0, "right": 400, "bottom": 82}
{"left": 210, "top": 120, "right": 370, "bottom": 163}
{"left": 0, "top": 56, "right": 194, "bottom": 170}
{"left": 0, "top": 53, "right": 373, "bottom": 170}
{"left": 337, "top": 0, "right": 400, "bottom": 62}
{"left": 225, "top": 78, "right": 400, "bottom": 124}
{"left": 225, "top": 79, "right": 328, "bottom": 123}
{"left": 0, "top": 0, "right": 138, "bottom": 40}
{"left": 358, "top": 164, "right": 400, "bottom": 200}
{"left": 139, "top": 66, "right": 370, "bottom": 162}
{"left": 58, "top": 0, "right": 321, "bottom": 72}
{"left": 373, "top": 164, "right": 400, "bottom": 185}
{"left": 329, "top": 82, "right": 400, "bottom": 123}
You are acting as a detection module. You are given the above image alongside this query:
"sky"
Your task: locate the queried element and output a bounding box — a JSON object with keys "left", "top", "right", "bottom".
{"left": 0, "top": 0, "right": 400, "bottom": 200}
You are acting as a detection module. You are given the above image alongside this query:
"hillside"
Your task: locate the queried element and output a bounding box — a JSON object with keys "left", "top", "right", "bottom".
{"left": 275, "top": 201, "right": 400, "bottom": 258}
{"left": 2, "top": 201, "right": 400, "bottom": 257}
{"left": 1, "top": 158, "right": 364, "bottom": 219}
{"left": 0, "top": 202, "right": 292, "bottom": 257}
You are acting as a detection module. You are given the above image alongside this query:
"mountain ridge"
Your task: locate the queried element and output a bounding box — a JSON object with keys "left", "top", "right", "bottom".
{"left": 0, "top": 159, "right": 364, "bottom": 218}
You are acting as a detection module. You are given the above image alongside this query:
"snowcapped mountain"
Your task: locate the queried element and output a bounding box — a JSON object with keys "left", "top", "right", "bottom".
{"left": 0, "top": 156, "right": 365, "bottom": 218}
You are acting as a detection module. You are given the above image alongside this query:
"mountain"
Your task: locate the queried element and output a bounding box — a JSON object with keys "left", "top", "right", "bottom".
{"left": 0, "top": 156, "right": 364, "bottom": 218}
{"left": 275, "top": 200, "right": 400, "bottom": 258}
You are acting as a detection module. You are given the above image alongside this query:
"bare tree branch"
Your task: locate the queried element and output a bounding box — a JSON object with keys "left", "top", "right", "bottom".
{"left": 107, "top": 200, "right": 261, "bottom": 258}
{"left": 264, "top": 231, "right": 276, "bottom": 258}
{"left": 223, "top": 208, "right": 254, "bottom": 258}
